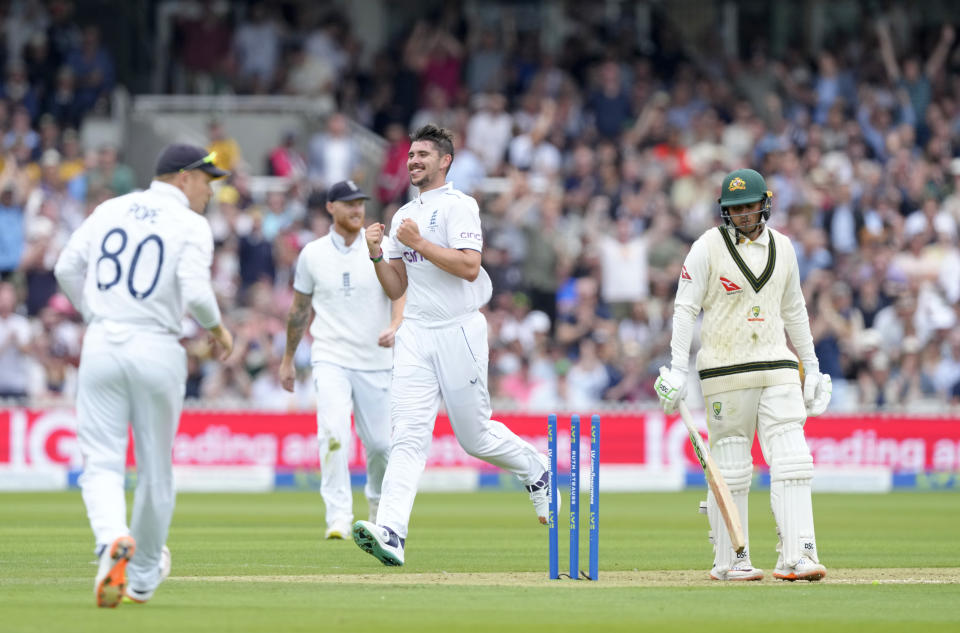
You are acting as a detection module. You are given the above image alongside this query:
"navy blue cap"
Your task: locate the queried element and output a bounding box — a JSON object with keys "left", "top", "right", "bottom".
{"left": 155, "top": 144, "right": 229, "bottom": 178}
{"left": 327, "top": 180, "right": 370, "bottom": 202}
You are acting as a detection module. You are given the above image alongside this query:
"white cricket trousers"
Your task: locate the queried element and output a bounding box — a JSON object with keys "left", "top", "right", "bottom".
{"left": 705, "top": 383, "right": 819, "bottom": 570}
{"left": 312, "top": 362, "right": 391, "bottom": 527}
{"left": 76, "top": 326, "right": 186, "bottom": 593}
{"left": 377, "top": 312, "right": 545, "bottom": 538}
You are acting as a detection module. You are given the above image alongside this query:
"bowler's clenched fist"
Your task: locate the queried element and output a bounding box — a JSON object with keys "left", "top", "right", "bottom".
{"left": 366, "top": 222, "right": 385, "bottom": 256}
{"left": 397, "top": 218, "right": 422, "bottom": 249}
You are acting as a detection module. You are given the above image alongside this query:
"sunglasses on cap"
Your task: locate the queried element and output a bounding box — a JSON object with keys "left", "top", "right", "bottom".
{"left": 180, "top": 151, "right": 218, "bottom": 173}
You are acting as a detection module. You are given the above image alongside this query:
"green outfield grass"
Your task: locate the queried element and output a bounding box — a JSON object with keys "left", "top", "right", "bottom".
{"left": 1, "top": 490, "right": 959, "bottom": 632}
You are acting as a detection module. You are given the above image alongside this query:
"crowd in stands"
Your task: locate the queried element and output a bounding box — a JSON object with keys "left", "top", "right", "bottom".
{"left": 3, "top": 2, "right": 960, "bottom": 414}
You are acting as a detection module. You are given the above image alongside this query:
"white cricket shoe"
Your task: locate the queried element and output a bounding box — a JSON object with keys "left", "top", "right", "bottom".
{"left": 325, "top": 520, "right": 353, "bottom": 540}
{"left": 367, "top": 498, "right": 379, "bottom": 523}
{"left": 774, "top": 556, "right": 827, "bottom": 581}
{"left": 710, "top": 560, "right": 764, "bottom": 581}
{"left": 352, "top": 520, "right": 404, "bottom": 566}
{"left": 94, "top": 535, "right": 136, "bottom": 608}
{"left": 124, "top": 545, "right": 171, "bottom": 603}
{"left": 526, "top": 456, "right": 561, "bottom": 525}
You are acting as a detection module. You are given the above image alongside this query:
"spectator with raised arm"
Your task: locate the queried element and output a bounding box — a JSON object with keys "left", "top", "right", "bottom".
{"left": 877, "top": 20, "right": 955, "bottom": 138}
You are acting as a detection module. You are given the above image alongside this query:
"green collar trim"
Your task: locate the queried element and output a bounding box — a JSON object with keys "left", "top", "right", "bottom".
{"left": 718, "top": 227, "right": 776, "bottom": 293}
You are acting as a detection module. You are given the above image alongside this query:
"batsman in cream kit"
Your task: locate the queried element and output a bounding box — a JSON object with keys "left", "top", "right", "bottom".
{"left": 656, "top": 168, "right": 832, "bottom": 582}
{"left": 352, "top": 125, "right": 551, "bottom": 566}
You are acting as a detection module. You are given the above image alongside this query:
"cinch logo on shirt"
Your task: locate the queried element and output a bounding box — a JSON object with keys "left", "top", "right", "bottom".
{"left": 460, "top": 232, "right": 482, "bottom": 241}
{"left": 719, "top": 277, "right": 742, "bottom": 294}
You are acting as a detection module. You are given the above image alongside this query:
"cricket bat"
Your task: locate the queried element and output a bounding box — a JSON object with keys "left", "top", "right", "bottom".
{"left": 678, "top": 400, "right": 746, "bottom": 554}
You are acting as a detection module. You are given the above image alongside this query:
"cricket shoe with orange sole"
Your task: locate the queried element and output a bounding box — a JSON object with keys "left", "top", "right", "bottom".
{"left": 94, "top": 535, "right": 136, "bottom": 608}
{"left": 774, "top": 556, "right": 827, "bottom": 581}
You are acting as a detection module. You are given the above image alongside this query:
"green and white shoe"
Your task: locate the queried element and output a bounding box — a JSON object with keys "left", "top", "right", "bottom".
{"left": 352, "top": 520, "right": 404, "bottom": 566}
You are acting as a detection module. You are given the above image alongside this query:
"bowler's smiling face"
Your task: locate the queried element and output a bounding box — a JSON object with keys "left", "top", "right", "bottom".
{"left": 408, "top": 140, "right": 450, "bottom": 190}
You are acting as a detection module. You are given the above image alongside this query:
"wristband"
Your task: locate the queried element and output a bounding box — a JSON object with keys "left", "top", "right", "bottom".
{"left": 370, "top": 249, "right": 383, "bottom": 263}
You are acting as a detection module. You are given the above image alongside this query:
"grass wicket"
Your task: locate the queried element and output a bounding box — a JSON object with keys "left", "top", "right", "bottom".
{"left": 548, "top": 413, "right": 600, "bottom": 581}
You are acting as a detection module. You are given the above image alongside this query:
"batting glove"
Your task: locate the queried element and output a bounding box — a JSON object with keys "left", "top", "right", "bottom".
{"left": 803, "top": 371, "right": 832, "bottom": 417}
{"left": 655, "top": 366, "right": 688, "bottom": 414}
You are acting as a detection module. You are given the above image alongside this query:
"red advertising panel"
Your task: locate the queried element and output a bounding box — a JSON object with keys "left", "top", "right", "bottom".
{"left": 2, "top": 408, "right": 959, "bottom": 472}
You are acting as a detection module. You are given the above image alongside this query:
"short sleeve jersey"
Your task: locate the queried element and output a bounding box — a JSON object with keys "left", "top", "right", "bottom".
{"left": 293, "top": 229, "right": 393, "bottom": 370}
{"left": 385, "top": 182, "right": 492, "bottom": 324}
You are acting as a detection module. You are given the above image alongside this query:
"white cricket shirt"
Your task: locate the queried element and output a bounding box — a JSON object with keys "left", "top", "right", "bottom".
{"left": 385, "top": 182, "right": 492, "bottom": 325}
{"left": 293, "top": 228, "right": 393, "bottom": 370}
{"left": 54, "top": 181, "right": 222, "bottom": 336}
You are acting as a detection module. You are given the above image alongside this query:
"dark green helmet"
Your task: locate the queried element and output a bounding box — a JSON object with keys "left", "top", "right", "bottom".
{"left": 718, "top": 168, "right": 773, "bottom": 236}
{"left": 719, "top": 168, "right": 768, "bottom": 207}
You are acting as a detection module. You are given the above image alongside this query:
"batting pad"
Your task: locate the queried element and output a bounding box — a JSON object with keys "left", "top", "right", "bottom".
{"left": 708, "top": 437, "right": 753, "bottom": 571}
{"left": 714, "top": 437, "right": 753, "bottom": 493}
{"left": 766, "top": 424, "right": 819, "bottom": 567}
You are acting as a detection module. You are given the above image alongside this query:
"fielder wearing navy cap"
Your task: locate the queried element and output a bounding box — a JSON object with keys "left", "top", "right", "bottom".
{"left": 327, "top": 180, "right": 370, "bottom": 202}
{"left": 155, "top": 144, "right": 229, "bottom": 178}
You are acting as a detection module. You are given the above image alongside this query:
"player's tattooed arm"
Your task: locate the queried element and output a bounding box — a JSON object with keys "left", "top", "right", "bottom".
{"left": 284, "top": 291, "right": 313, "bottom": 357}
{"left": 280, "top": 290, "right": 313, "bottom": 392}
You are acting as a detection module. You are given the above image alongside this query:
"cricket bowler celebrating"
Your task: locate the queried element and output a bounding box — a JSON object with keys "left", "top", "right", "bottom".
{"left": 55, "top": 144, "right": 233, "bottom": 606}
{"left": 279, "top": 180, "right": 403, "bottom": 540}
{"left": 655, "top": 168, "right": 832, "bottom": 581}
{"left": 352, "top": 124, "right": 552, "bottom": 566}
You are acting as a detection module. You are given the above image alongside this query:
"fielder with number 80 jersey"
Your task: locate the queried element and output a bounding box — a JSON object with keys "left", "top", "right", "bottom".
{"left": 54, "top": 144, "right": 234, "bottom": 608}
